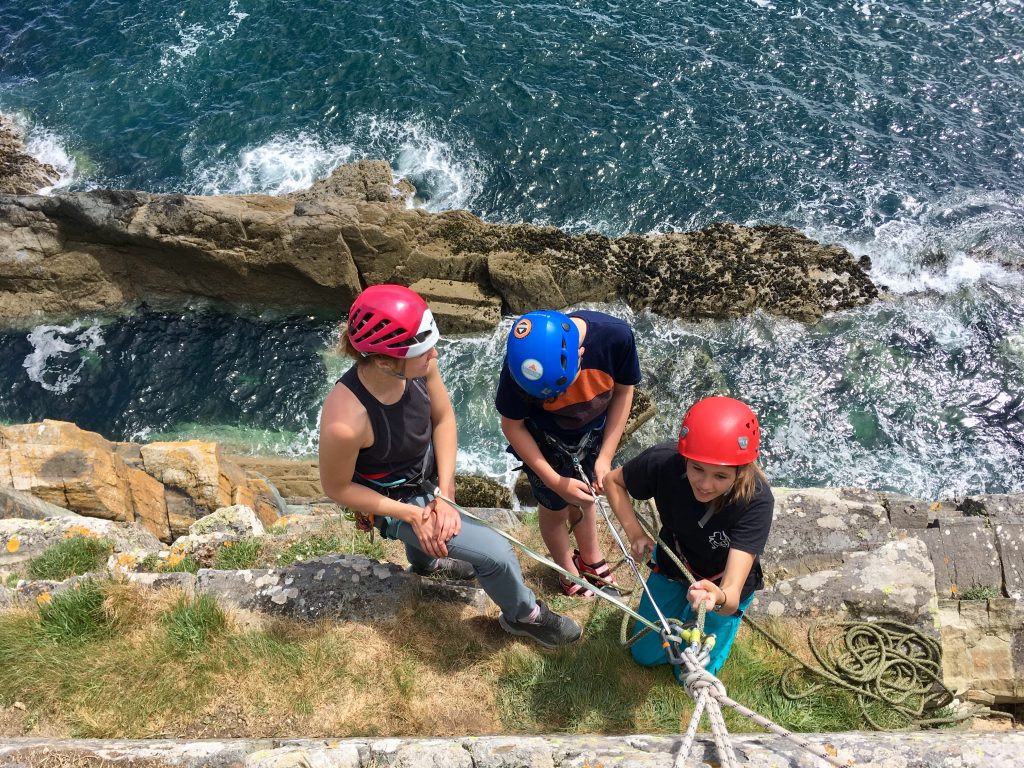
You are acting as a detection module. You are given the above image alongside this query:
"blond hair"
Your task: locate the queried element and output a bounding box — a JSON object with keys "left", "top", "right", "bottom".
{"left": 705, "top": 460, "right": 768, "bottom": 514}
{"left": 340, "top": 332, "right": 364, "bottom": 361}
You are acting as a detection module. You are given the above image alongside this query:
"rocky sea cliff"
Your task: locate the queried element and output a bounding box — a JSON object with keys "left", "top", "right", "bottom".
{"left": 1, "top": 117, "right": 877, "bottom": 329}
{"left": 1, "top": 109, "right": 1022, "bottom": 745}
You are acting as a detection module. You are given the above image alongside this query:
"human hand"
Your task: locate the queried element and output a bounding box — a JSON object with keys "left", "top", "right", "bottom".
{"left": 629, "top": 534, "right": 654, "bottom": 562}
{"left": 687, "top": 579, "right": 724, "bottom": 613}
{"left": 592, "top": 456, "right": 612, "bottom": 492}
{"left": 410, "top": 502, "right": 447, "bottom": 558}
{"left": 432, "top": 496, "right": 462, "bottom": 545}
{"left": 552, "top": 475, "right": 595, "bottom": 507}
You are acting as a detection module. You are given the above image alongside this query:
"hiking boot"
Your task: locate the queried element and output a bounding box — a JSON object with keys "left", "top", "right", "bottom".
{"left": 498, "top": 601, "right": 583, "bottom": 648}
{"left": 411, "top": 557, "right": 476, "bottom": 581}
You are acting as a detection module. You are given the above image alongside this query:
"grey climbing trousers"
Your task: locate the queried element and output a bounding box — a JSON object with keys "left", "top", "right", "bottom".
{"left": 379, "top": 493, "right": 538, "bottom": 622}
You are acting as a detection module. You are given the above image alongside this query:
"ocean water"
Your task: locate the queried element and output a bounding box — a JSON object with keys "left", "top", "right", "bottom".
{"left": 2, "top": 0, "right": 1023, "bottom": 499}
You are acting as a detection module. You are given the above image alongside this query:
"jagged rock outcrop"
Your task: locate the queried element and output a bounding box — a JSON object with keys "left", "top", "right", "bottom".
{"left": 0, "top": 115, "right": 59, "bottom": 195}
{"left": 0, "top": 516, "right": 162, "bottom": 567}
{"left": 0, "top": 160, "right": 877, "bottom": 325}
{"left": 0, "top": 420, "right": 284, "bottom": 542}
{"left": 195, "top": 555, "right": 420, "bottom": 622}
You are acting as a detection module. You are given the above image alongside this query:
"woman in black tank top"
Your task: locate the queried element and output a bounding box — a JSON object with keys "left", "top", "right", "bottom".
{"left": 318, "top": 284, "right": 458, "bottom": 559}
{"left": 316, "top": 285, "right": 582, "bottom": 649}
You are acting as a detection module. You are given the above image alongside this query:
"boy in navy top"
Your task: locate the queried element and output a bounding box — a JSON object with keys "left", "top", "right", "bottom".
{"left": 496, "top": 309, "right": 642, "bottom": 597}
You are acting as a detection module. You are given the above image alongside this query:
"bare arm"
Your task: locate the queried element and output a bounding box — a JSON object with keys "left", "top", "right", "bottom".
{"left": 424, "top": 358, "right": 461, "bottom": 548}
{"left": 593, "top": 383, "right": 634, "bottom": 490}
{"left": 425, "top": 359, "right": 457, "bottom": 498}
{"left": 688, "top": 549, "right": 755, "bottom": 616}
{"left": 604, "top": 466, "right": 654, "bottom": 560}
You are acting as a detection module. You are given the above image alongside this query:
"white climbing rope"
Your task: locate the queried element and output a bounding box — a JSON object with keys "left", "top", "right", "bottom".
{"left": 433, "top": 489, "right": 851, "bottom": 768}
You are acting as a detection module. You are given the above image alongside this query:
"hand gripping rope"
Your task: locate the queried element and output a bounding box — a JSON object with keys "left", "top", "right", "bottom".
{"left": 432, "top": 481, "right": 852, "bottom": 768}
{"left": 566, "top": 462, "right": 852, "bottom": 768}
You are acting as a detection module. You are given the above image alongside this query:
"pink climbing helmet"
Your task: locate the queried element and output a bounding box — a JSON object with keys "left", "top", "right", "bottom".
{"left": 346, "top": 284, "right": 439, "bottom": 358}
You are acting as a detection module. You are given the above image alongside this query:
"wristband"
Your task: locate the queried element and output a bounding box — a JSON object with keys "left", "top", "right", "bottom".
{"left": 713, "top": 587, "right": 727, "bottom": 613}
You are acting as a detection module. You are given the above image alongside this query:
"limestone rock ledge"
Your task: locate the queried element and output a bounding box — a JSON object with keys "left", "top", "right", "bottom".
{"left": 1, "top": 733, "right": 1023, "bottom": 768}
{"left": 0, "top": 116, "right": 59, "bottom": 195}
{"left": 0, "top": 160, "right": 877, "bottom": 326}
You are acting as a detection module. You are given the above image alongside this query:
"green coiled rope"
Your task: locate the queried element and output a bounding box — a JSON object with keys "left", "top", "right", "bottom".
{"left": 623, "top": 500, "right": 1001, "bottom": 731}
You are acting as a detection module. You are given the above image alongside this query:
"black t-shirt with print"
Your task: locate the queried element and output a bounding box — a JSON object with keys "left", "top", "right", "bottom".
{"left": 621, "top": 441, "right": 774, "bottom": 601}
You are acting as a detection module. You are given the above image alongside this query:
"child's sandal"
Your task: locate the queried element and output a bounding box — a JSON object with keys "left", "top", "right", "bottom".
{"left": 572, "top": 550, "right": 621, "bottom": 597}
{"left": 559, "top": 576, "right": 594, "bottom": 599}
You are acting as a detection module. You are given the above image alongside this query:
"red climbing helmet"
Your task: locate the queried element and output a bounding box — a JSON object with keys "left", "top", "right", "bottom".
{"left": 347, "top": 284, "right": 439, "bottom": 358}
{"left": 677, "top": 396, "right": 761, "bottom": 466}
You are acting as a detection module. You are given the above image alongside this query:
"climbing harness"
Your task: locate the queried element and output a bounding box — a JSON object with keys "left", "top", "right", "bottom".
{"left": 347, "top": 447, "right": 437, "bottom": 536}
{"left": 522, "top": 425, "right": 601, "bottom": 535}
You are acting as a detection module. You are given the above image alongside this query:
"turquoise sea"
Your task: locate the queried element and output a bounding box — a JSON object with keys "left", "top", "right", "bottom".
{"left": 2, "top": 0, "right": 1023, "bottom": 499}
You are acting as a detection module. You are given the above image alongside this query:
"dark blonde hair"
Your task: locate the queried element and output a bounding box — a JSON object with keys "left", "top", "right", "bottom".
{"left": 340, "top": 332, "right": 364, "bottom": 361}
{"left": 691, "top": 459, "right": 768, "bottom": 514}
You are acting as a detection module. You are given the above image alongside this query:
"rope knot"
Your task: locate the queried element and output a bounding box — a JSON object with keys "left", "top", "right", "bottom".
{"left": 682, "top": 665, "right": 728, "bottom": 700}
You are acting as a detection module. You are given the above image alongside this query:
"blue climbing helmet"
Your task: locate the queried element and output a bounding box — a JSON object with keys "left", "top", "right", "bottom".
{"left": 506, "top": 310, "right": 581, "bottom": 398}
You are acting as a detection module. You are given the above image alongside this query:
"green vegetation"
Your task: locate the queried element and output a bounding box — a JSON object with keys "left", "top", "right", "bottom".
{"left": 26, "top": 536, "right": 113, "bottom": 581}
{"left": 496, "top": 607, "right": 916, "bottom": 734}
{"left": 959, "top": 584, "right": 1000, "bottom": 601}
{"left": 138, "top": 552, "right": 201, "bottom": 574}
{"left": 161, "top": 594, "right": 227, "bottom": 657}
{"left": 0, "top": 577, "right": 930, "bottom": 739}
{"left": 519, "top": 510, "right": 540, "bottom": 527}
{"left": 0, "top": 517, "right": 940, "bottom": 739}
{"left": 275, "top": 531, "right": 385, "bottom": 566}
{"left": 37, "top": 580, "right": 111, "bottom": 645}
{"left": 213, "top": 538, "right": 264, "bottom": 570}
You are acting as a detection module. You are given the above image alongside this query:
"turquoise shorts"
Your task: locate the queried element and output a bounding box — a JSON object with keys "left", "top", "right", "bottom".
{"left": 629, "top": 568, "right": 754, "bottom": 676}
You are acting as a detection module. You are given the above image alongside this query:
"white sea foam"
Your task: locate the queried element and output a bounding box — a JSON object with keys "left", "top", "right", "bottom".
{"left": 24, "top": 127, "right": 77, "bottom": 193}
{"left": 192, "top": 132, "right": 355, "bottom": 195}
{"left": 800, "top": 189, "right": 1024, "bottom": 294}
{"left": 23, "top": 322, "right": 105, "bottom": 394}
{"left": 1, "top": 112, "right": 77, "bottom": 192}
{"left": 350, "top": 115, "right": 484, "bottom": 212}
{"left": 159, "top": 1, "right": 248, "bottom": 70}
{"left": 190, "top": 116, "right": 484, "bottom": 210}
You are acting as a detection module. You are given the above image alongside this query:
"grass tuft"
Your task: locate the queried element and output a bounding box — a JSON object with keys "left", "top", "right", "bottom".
{"left": 959, "top": 584, "right": 1000, "bottom": 600}
{"left": 274, "top": 532, "right": 385, "bottom": 566}
{"left": 37, "top": 580, "right": 111, "bottom": 645}
{"left": 27, "top": 537, "right": 113, "bottom": 581}
{"left": 163, "top": 555, "right": 201, "bottom": 574}
{"left": 161, "top": 594, "right": 227, "bottom": 657}
{"left": 213, "top": 538, "right": 264, "bottom": 570}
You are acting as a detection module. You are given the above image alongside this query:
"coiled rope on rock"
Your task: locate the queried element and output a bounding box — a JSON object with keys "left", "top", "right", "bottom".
{"left": 627, "top": 498, "right": 997, "bottom": 734}
{"left": 435, "top": 488, "right": 851, "bottom": 768}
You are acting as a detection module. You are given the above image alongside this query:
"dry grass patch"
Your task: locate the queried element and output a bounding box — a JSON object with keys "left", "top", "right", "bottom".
{"left": 0, "top": 750, "right": 176, "bottom": 768}
{"left": 0, "top": 514, "right": 931, "bottom": 738}
{"left": 0, "top": 580, "right": 509, "bottom": 739}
